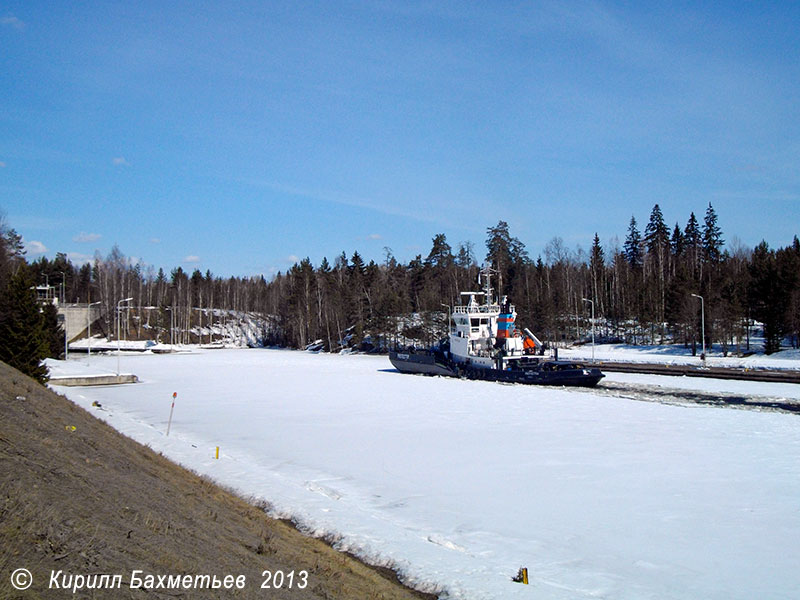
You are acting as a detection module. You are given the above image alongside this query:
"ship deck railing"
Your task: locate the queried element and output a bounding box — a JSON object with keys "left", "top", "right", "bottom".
{"left": 453, "top": 304, "right": 501, "bottom": 315}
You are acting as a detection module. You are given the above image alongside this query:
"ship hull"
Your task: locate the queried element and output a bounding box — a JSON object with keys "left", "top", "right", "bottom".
{"left": 389, "top": 351, "right": 455, "bottom": 377}
{"left": 389, "top": 352, "right": 604, "bottom": 387}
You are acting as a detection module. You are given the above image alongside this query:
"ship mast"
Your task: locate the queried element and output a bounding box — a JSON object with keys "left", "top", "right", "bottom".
{"left": 479, "top": 264, "right": 496, "bottom": 306}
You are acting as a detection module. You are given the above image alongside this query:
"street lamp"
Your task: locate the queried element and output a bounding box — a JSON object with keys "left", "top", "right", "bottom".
{"left": 116, "top": 297, "right": 133, "bottom": 375}
{"left": 87, "top": 301, "right": 101, "bottom": 357}
{"left": 58, "top": 272, "right": 68, "bottom": 360}
{"left": 691, "top": 293, "right": 706, "bottom": 366}
{"left": 440, "top": 303, "right": 451, "bottom": 334}
{"left": 581, "top": 297, "right": 595, "bottom": 363}
{"left": 164, "top": 306, "right": 175, "bottom": 350}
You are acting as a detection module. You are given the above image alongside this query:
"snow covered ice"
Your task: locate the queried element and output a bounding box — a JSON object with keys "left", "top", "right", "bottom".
{"left": 51, "top": 349, "right": 800, "bottom": 599}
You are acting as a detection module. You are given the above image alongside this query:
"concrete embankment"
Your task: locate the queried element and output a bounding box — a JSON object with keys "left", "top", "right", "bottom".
{"left": 49, "top": 374, "right": 139, "bottom": 386}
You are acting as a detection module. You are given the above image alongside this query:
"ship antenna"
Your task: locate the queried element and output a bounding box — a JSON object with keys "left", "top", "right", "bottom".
{"left": 480, "top": 263, "right": 497, "bottom": 305}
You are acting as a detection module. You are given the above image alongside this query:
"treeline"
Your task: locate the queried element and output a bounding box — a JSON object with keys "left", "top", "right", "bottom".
{"left": 24, "top": 245, "right": 276, "bottom": 345}
{"left": 4, "top": 204, "right": 800, "bottom": 366}
{"left": 267, "top": 205, "right": 800, "bottom": 355}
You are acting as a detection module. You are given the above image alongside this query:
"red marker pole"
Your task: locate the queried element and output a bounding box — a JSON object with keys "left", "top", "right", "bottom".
{"left": 166, "top": 392, "right": 177, "bottom": 436}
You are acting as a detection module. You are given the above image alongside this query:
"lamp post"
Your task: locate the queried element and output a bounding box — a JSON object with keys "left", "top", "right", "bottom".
{"left": 691, "top": 293, "right": 706, "bottom": 366}
{"left": 581, "top": 297, "right": 595, "bottom": 363}
{"left": 164, "top": 306, "right": 175, "bottom": 350}
{"left": 59, "top": 272, "right": 68, "bottom": 359}
{"left": 440, "top": 303, "right": 451, "bottom": 335}
{"left": 87, "top": 301, "right": 101, "bottom": 357}
{"left": 116, "top": 297, "right": 133, "bottom": 375}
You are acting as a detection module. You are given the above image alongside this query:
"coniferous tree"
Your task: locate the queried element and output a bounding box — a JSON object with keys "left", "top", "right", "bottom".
{"left": 749, "top": 241, "right": 783, "bottom": 353}
{"left": 589, "top": 233, "right": 605, "bottom": 315}
{"left": 486, "top": 221, "right": 528, "bottom": 298}
{"left": 623, "top": 216, "right": 642, "bottom": 268}
{"left": 644, "top": 204, "right": 670, "bottom": 335}
{"left": 0, "top": 269, "right": 50, "bottom": 382}
{"left": 702, "top": 203, "right": 724, "bottom": 264}
{"left": 41, "top": 301, "right": 65, "bottom": 358}
{"left": 684, "top": 212, "right": 702, "bottom": 281}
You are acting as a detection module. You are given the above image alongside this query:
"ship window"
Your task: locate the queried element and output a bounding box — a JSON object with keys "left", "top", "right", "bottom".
{"left": 480, "top": 318, "right": 488, "bottom": 325}
{"left": 470, "top": 318, "right": 479, "bottom": 327}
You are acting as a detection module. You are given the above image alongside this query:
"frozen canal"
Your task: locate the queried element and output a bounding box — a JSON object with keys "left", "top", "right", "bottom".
{"left": 52, "top": 349, "right": 800, "bottom": 599}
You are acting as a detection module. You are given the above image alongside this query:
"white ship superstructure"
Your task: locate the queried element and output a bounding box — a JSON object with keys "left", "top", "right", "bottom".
{"left": 448, "top": 267, "right": 536, "bottom": 370}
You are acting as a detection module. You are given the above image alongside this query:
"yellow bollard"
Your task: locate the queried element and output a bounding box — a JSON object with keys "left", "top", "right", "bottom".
{"left": 215, "top": 446, "right": 219, "bottom": 460}
{"left": 522, "top": 567, "right": 528, "bottom": 585}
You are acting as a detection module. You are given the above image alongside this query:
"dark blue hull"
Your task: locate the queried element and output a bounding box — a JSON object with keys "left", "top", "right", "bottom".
{"left": 389, "top": 351, "right": 604, "bottom": 388}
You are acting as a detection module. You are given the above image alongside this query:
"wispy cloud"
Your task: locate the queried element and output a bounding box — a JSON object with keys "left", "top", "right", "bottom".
{"left": 112, "top": 157, "right": 130, "bottom": 166}
{"left": 1, "top": 14, "right": 24, "bottom": 30}
{"left": 73, "top": 231, "right": 102, "bottom": 243}
{"left": 24, "top": 240, "right": 47, "bottom": 255}
{"left": 183, "top": 255, "right": 200, "bottom": 263}
{"left": 285, "top": 254, "right": 300, "bottom": 264}
{"left": 0, "top": 161, "right": 6, "bottom": 168}
{"left": 367, "top": 233, "right": 382, "bottom": 240}
{"left": 149, "top": 237, "right": 161, "bottom": 244}
{"left": 67, "top": 252, "right": 94, "bottom": 265}
{"left": 238, "top": 177, "right": 454, "bottom": 227}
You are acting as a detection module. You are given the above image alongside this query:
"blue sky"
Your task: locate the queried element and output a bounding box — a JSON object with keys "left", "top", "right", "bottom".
{"left": 2, "top": 1, "right": 799, "bottom": 276}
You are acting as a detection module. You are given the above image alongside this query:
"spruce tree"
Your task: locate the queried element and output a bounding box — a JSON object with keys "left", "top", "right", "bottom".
{"left": 0, "top": 269, "right": 50, "bottom": 382}
{"left": 644, "top": 204, "right": 669, "bottom": 257}
{"left": 623, "top": 216, "right": 642, "bottom": 267}
{"left": 702, "top": 203, "right": 724, "bottom": 263}
{"left": 749, "top": 241, "right": 783, "bottom": 353}
{"left": 670, "top": 223, "right": 684, "bottom": 257}
{"left": 42, "top": 301, "right": 65, "bottom": 358}
{"left": 486, "top": 221, "right": 528, "bottom": 297}
{"left": 589, "top": 233, "right": 605, "bottom": 316}
{"left": 684, "top": 212, "right": 702, "bottom": 280}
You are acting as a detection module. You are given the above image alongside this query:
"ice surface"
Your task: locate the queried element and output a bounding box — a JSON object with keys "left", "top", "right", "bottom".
{"left": 50, "top": 350, "right": 800, "bottom": 599}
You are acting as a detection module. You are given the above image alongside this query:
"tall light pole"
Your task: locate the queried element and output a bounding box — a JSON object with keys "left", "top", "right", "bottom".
{"left": 59, "top": 271, "right": 68, "bottom": 359}
{"left": 87, "top": 301, "right": 101, "bottom": 357}
{"left": 691, "top": 293, "right": 706, "bottom": 366}
{"left": 117, "top": 297, "right": 133, "bottom": 375}
{"left": 164, "top": 306, "right": 175, "bottom": 350}
{"left": 582, "top": 297, "right": 595, "bottom": 363}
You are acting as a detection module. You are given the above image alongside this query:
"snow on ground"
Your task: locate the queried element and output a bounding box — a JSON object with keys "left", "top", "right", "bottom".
{"left": 49, "top": 350, "right": 800, "bottom": 600}
{"left": 560, "top": 342, "right": 800, "bottom": 370}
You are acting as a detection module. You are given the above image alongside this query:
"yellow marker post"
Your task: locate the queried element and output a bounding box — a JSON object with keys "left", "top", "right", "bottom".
{"left": 215, "top": 446, "right": 219, "bottom": 460}
{"left": 522, "top": 567, "right": 528, "bottom": 585}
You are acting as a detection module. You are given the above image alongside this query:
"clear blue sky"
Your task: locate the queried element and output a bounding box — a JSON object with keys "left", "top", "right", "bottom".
{"left": 2, "top": 1, "right": 799, "bottom": 277}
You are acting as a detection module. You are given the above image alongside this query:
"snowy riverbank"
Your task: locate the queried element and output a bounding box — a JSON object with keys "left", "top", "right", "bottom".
{"left": 50, "top": 349, "right": 800, "bottom": 599}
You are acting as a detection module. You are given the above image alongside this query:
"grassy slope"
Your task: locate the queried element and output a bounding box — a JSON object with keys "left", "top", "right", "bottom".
{"left": 0, "top": 361, "right": 439, "bottom": 599}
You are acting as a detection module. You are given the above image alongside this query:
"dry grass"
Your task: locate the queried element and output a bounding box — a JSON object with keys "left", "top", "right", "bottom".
{"left": 0, "top": 361, "right": 441, "bottom": 599}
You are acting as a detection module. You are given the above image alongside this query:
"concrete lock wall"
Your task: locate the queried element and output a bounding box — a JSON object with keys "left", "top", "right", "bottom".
{"left": 58, "top": 304, "right": 103, "bottom": 342}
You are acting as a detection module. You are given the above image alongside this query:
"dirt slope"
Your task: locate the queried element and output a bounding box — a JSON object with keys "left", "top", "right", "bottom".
{"left": 0, "top": 361, "right": 439, "bottom": 599}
